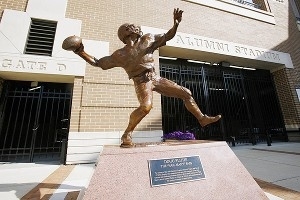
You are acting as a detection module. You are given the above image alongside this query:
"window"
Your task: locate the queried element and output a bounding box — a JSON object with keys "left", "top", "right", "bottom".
{"left": 290, "top": 0, "right": 300, "bottom": 31}
{"left": 223, "top": 0, "right": 270, "bottom": 11}
{"left": 24, "top": 19, "right": 57, "bottom": 56}
{"left": 232, "top": 0, "right": 261, "bottom": 10}
{"left": 290, "top": 0, "right": 300, "bottom": 19}
{"left": 182, "top": 0, "right": 275, "bottom": 24}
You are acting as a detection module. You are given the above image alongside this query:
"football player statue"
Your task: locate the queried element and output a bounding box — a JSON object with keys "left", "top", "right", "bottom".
{"left": 62, "top": 8, "right": 221, "bottom": 147}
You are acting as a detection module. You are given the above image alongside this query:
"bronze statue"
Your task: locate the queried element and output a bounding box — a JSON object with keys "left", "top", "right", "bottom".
{"left": 62, "top": 8, "right": 221, "bottom": 147}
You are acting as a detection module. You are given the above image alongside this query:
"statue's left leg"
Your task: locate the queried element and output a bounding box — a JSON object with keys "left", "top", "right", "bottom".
{"left": 121, "top": 80, "right": 153, "bottom": 147}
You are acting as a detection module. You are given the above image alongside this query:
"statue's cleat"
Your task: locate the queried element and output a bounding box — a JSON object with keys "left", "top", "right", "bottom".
{"left": 120, "top": 134, "right": 134, "bottom": 148}
{"left": 199, "top": 114, "right": 221, "bottom": 127}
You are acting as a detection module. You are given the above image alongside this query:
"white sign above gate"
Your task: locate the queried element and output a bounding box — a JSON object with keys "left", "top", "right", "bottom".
{"left": 142, "top": 26, "right": 294, "bottom": 69}
{"left": 0, "top": 53, "right": 85, "bottom": 76}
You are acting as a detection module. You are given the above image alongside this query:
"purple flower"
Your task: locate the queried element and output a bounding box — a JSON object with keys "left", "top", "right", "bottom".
{"left": 162, "top": 131, "right": 195, "bottom": 140}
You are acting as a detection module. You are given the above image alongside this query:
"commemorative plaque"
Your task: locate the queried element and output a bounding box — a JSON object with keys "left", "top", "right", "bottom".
{"left": 148, "top": 155, "right": 205, "bottom": 187}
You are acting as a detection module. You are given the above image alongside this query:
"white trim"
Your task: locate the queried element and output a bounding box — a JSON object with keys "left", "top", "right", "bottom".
{"left": 26, "top": 0, "right": 67, "bottom": 21}
{"left": 0, "top": 10, "right": 31, "bottom": 54}
{"left": 296, "top": 89, "right": 300, "bottom": 101}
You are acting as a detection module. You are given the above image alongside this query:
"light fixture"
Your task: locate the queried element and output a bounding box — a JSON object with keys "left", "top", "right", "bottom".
{"left": 29, "top": 86, "right": 41, "bottom": 91}
{"left": 209, "top": 88, "right": 226, "bottom": 91}
{"left": 187, "top": 59, "right": 206, "bottom": 64}
{"left": 159, "top": 56, "right": 177, "bottom": 60}
{"left": 220, "top": 61, "right": 230, "bottom": 67}
{"left": 229, "top": 65, "right": 243, "bottom": 69}
{"left": 31, "top": 81, "right": 38, "bottom": 87}
{"left": 242, "top": 67, "right": 256, "bottom": 70}
{"left": 229, "top": 65, "right": 256, "bottom": 70}
{"left": 187, "top": 60, "right": 214, "bottom": 65}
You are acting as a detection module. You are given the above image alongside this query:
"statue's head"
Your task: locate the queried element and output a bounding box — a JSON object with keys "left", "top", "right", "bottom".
{"left": 118, "top": 23, "right": 143, "bottom": 44}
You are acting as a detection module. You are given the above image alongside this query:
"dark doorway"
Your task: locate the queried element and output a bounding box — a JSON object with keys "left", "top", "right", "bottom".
{"left": 0, "top": 81, "right": 73, "bottom": 162}
{"left": 160, "top": 58, "right": 287, "bottom": 144}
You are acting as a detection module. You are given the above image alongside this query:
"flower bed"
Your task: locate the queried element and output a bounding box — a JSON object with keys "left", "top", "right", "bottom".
{"left": 162, "top": 131, "right": 196, "bottom": 141}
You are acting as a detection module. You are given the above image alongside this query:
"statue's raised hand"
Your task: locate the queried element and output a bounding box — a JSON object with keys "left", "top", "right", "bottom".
{"left": 173, "top": 8, "right": 183, "bottom": 25}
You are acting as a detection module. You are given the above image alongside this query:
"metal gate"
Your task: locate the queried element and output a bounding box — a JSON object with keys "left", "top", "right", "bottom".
{"left": 0, "top": 81, "right": 72, "bottom": 162}
{"left": 160, "top": 58, "right": 287, "bottom": 144}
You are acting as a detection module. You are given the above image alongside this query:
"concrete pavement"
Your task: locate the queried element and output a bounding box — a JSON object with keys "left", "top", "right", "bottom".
{"left": 0, "top": 162, "right": 94, "bottom": 200}
{"left": 231, "top": 142, "right": 300, "bottom": 192}
{"left": 0, "top": 142, "right": 299, "bottom": 199}
{"left": 0, "top": 162, "right": 60, "bottom": 199}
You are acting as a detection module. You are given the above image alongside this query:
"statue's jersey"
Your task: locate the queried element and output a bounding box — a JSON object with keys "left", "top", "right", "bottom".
{"left": 112, "top": 33, "right": 166, "bottom": 79}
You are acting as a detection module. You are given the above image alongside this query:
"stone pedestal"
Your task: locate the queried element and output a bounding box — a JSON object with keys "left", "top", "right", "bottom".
{"left": 83, "top": 141, "right": 268, "bottom": 200}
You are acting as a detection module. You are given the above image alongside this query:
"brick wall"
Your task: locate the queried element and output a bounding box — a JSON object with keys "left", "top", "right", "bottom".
{"left": 273, "top": 69, "right": 299, "bottom": 125}
{"left": 69, "top": 77, "right": 83, "bottom": 132}
{"left": 270, "top": 0, "right": 300, "bottom": 126}
{"left": 0, "top": 0, "right": 27, "bottom": 18}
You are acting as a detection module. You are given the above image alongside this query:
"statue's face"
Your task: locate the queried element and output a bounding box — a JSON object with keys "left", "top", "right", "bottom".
{"left": 125, "top": 24, "right": 142, "bottom": 37}
{"left": 118, "top": 23, "right": 143, "bottom": 44}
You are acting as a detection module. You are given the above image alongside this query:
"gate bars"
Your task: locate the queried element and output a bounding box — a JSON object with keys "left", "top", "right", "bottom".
{"left": 0, "top": 81, "right": 72, "bottom": 162}
{"left": 159, "top": 58, "right": 287, "bottom": 144}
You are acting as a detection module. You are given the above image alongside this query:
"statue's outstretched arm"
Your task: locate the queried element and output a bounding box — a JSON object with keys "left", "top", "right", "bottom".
{"left": 165, "top": 8, "right": 183, "bottom": 41}
{"left": 62, "top": 36, "right": 116, "bottom": 70}
{"left": 74, "top": 44, "right": 116, "bottom": 70}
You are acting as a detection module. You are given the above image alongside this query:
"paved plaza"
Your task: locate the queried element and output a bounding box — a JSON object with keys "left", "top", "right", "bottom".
{"left": 0, "top": 142, "right": 299, "bottom": 199}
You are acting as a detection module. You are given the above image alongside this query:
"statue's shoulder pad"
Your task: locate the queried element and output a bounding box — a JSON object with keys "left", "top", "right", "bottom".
{"left": 142, "top": 33, "right": 153, "bottom": 39}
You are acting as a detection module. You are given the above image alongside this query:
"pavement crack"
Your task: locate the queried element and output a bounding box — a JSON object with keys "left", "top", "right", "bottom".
{"left": 272, "top": 175, "right": 300, "bottom": 183}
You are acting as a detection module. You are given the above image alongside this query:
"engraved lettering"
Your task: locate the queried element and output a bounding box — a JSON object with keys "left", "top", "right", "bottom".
{"left": 2, "top": 59, "right": 12, "bottom": 67}
{"left": 27, "top": 61, "right": 36, "bottom": 69}
{"left": 57, "top": 63, "right": 67, "bottom": 71}
{"left": 17, "top": 60, "right": 25, "bottom": 69}
{"left": 255, "top": 50, "right": 262, "bottom": 56}
{"left": 149, "top": 156, "right": 206, "bottom": 186}
{"left": 249, "top": 49, "right": 255, "bottom": 57}
{"left": 38, "top": 62, "right": 47, "bottom": 70}
{"left": 186, "top": 36, "right": 193, "bottom": 46}
{"left": 194, "top": 38, "right": 202, "bottom": 47}
{"left": 274, "top": 53, "right": 280, "bottom": 61}
{"left": 176, "top": 35, "right": 185, "bottom": 45}
{"left": 235, "top": 46, "right": 241, "bottom": 54}
{"left": 0, "top": 59, "right": 48, "bottom": 71}
{"left": 241, "top": 47, "right": 247, "bottom": 55}
{"left": 261, "top": 50, "right": 266, "bottom": 58}
{"left": 232, "top": 47, "right": 280, "bottom": 61}
{"left": 224, "top": 44, "right": 230, "bottom": 52}
{"left": 216, "top": 42, "right": 224, "bottom": 51}
{"left": 173, "top": 33, "right": 281, "bottom": 62}
{"left": 204, "top": 40, "right": 214, "bottom": 49}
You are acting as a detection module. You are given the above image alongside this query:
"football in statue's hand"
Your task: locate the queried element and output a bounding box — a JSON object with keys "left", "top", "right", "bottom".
{"left": 62, "top": 35, "right": 82, "bottom": 51}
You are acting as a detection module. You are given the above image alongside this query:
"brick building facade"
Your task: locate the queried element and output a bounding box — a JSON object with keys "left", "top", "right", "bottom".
{"left": 0, "top": 0, "right": 299, "bottom": 164}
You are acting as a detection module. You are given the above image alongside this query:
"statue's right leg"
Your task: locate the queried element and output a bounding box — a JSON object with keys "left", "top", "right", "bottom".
{"left": 120, "top": 80, "right": 153, "bottom": 147}
{"left": 153, "top": 77, "right": 221, "bottom": 127}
